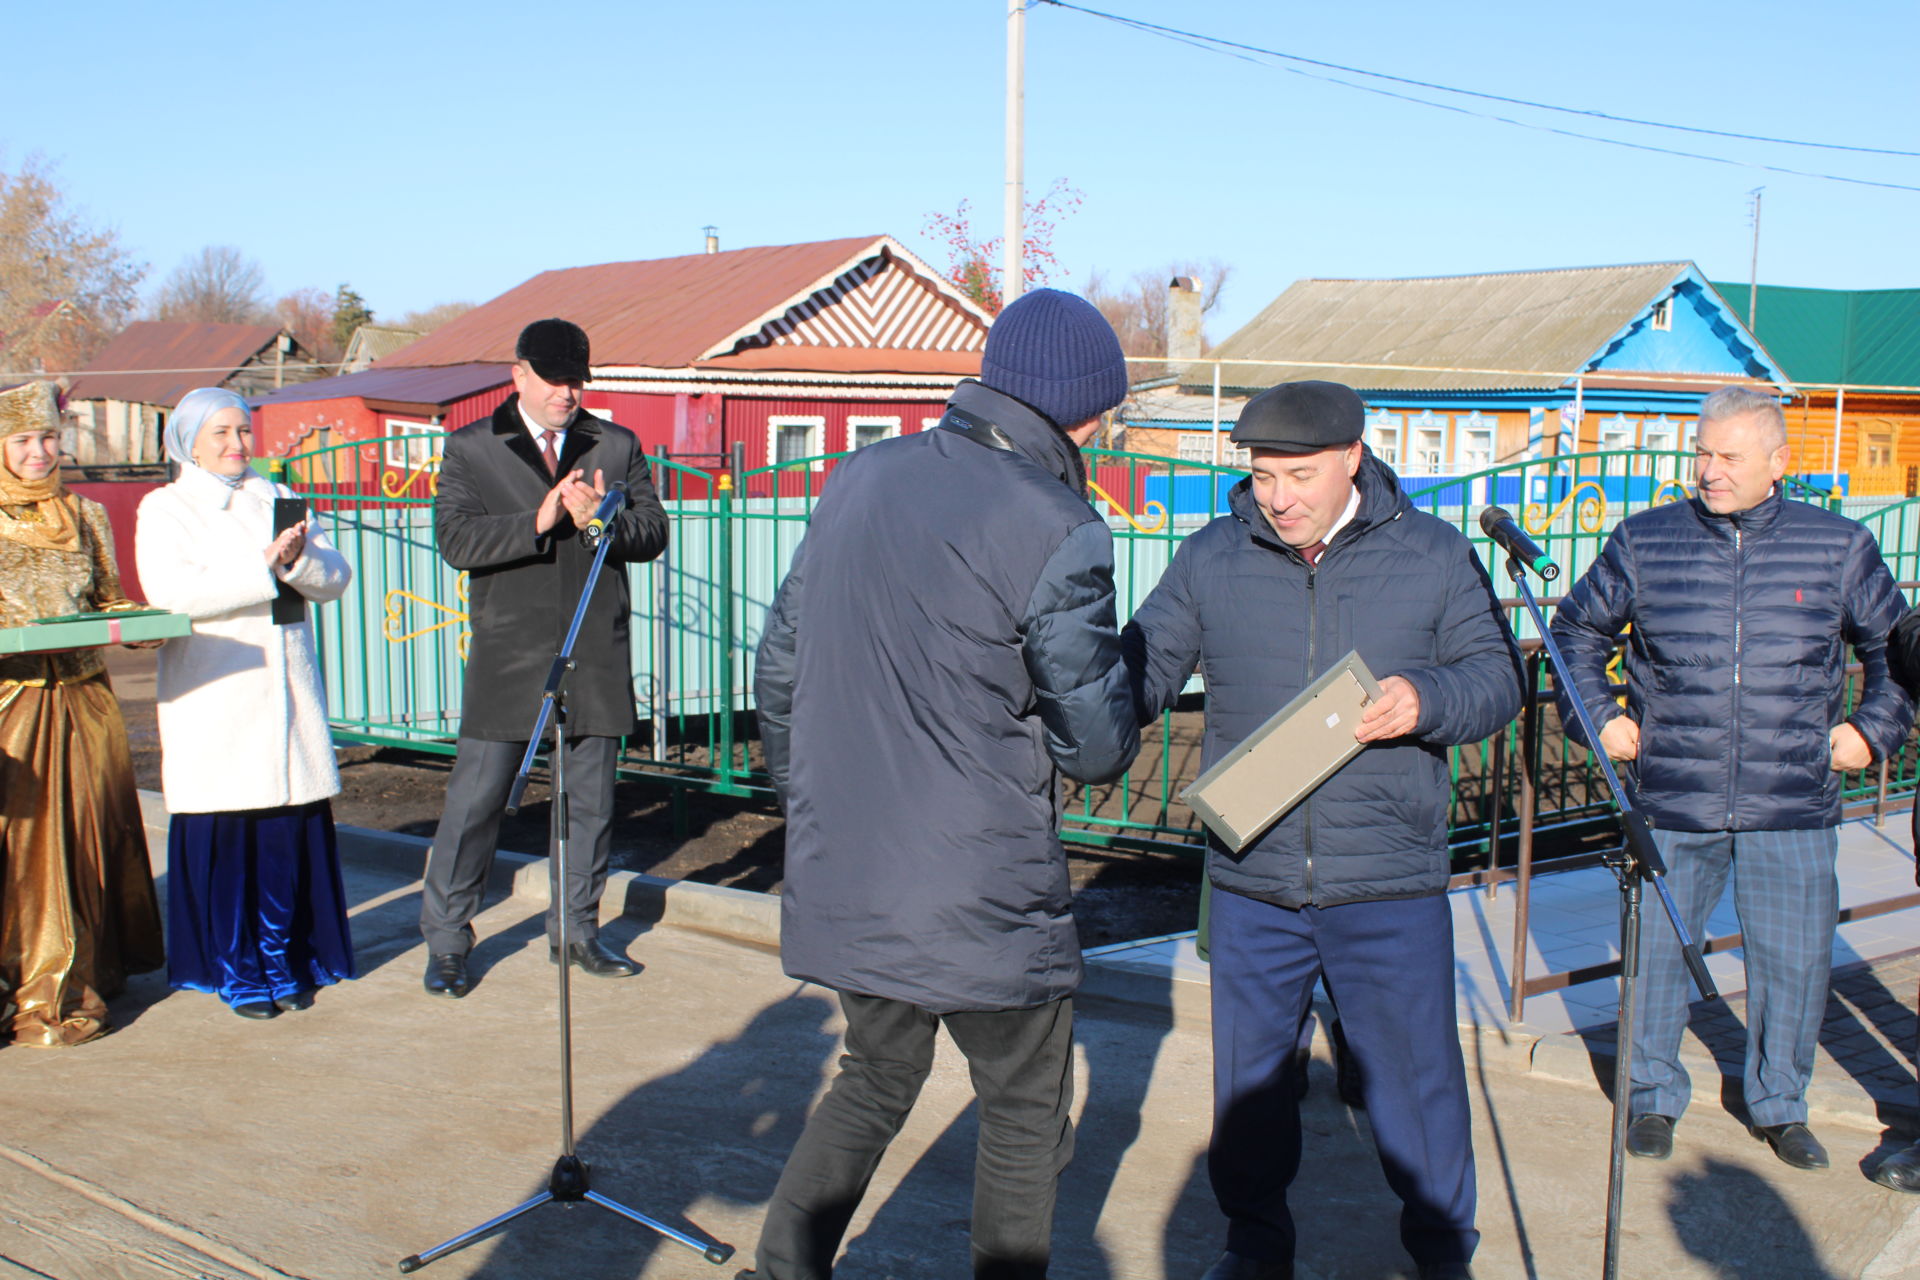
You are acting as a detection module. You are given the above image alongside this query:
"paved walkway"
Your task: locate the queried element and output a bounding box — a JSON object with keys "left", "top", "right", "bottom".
{"left": 2, "top": 798, "right": 1918, "bottom": 1279}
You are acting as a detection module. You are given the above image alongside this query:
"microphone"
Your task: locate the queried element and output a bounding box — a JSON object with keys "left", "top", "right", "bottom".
{"left": 1478, "top": 505, "right": 1561, "bottom": 581}
{"left": 582, "top": 482, "right": 628, "bottom": 547}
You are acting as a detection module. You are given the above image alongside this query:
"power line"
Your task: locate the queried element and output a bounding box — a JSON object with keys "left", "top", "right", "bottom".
{"left": 1037, "top": 0, "right": 1920, "bottom": 191}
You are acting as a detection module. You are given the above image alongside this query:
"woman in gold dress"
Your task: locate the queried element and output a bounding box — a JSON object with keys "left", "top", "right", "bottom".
{"left": 0, "top": 381, "right": 164, "bottom": 1046}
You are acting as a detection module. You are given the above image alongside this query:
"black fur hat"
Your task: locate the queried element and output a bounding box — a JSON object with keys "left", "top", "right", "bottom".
{"left": 515, "top": 318, "right": 591, "bottom": 385}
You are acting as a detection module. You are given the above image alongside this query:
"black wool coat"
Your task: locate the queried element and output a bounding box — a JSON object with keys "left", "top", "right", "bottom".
{"left": 433, "top": 397, "right": 668, "bottom": 740}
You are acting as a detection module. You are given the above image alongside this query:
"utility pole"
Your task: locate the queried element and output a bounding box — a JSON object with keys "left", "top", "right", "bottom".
{"left": 1747, "top": 187, "right": 1764, "bottom": 330}
{"left": 1003, "top": 0, "right": 1025, "bottom": 308}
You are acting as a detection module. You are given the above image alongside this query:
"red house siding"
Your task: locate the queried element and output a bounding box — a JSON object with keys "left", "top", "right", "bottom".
{"left": 723, "top": 396, "right": 949, "bottom": 497}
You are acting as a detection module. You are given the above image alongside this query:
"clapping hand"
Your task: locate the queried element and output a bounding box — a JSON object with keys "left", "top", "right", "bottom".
{"left": 558, "top": 469, "right": 607, "bottom": 529}
{"left": 265, "top": 520, "right": 308, "bottom": 568}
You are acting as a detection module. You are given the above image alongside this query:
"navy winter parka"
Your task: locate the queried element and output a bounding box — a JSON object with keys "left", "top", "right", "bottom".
{"left": 1124, "top": 450, "right": 1523, "bottom": 907}
{"left": 1550, "top": 488, "right": 1910, "bottom": 832}
{"left": 754, "top": 381, "right": 1140, "bottom": 1014}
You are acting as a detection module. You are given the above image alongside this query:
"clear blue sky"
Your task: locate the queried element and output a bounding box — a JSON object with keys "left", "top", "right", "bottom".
{"left": 8, "top": 0, "right": 1917, "bottom": 341}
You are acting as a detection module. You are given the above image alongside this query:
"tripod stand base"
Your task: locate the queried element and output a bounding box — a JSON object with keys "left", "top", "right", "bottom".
{"left": 397, "top": 1154, "right": 734, "bottom": 1273}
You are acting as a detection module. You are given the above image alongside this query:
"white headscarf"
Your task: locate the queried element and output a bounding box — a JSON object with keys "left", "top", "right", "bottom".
{"left": 166, "top": 387, "right": 253, "bottom": 488}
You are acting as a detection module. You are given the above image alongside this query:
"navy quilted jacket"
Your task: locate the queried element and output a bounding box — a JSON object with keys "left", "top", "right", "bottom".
{"left": 755, "top": 381, "right": 1139, "bottom": 1013}
{"left": 1124, "top": 451, "right": 1523, "bottom": 907}
{"left": 1550, "top": 489, "right": 1910, "bottom": 832}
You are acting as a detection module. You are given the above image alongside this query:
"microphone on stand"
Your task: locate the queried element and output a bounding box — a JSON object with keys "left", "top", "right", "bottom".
{"left": 581, "top": 482, "right": 628, "bottom": 547}
{"left": 1478, "top": 505, "right": 1561, "bottom": 581}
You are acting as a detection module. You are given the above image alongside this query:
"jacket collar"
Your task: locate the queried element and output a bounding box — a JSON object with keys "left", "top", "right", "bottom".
{"left": 1689, "top": 483, "right": 1784, "bottom": 537}
{"left": 492, "top": 394, "right": 601, "bottom": 483}
{"left": 943, "top": 380, "right": 1086, "bottom": 493}
{"left": 1230, "top": 446, "right": 1410, "bottom": 561}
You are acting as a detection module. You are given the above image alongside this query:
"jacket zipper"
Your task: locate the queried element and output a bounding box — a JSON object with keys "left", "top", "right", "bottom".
{"left": 1727, "top": 524, "right": 1744, "bottom": 826}
{"left": 1303, "top": 555, "right": 1318, "bottom": 905}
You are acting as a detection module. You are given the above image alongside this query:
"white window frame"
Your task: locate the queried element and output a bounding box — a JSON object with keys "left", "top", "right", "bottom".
{"left": 768, "top": 415, "right": 826, "bottom": 470}
{"left": 1598, "top": 413, "right": 1636, "bottom": 455}
{"left": 846, "top": 415, "right": 901, "bottom": 451}
{"left": 921, "top": 416, "right": 943, "bottom": 433}
{"left": 1177, "top": 431, "right": 1249, "bottom": 469}
{"left": 1366, "top": 411, "right": 1404, "bottom": 469}
{"left": 1651, "top": 297, "right": 1673, "bottom": 332}
{"left": 1456, "top": 411, "right": 1496, "bottom": 473}
{"left": 1409, "top": 409, "right": 1448, "bottom": 473}
{"left": 383, "top": 418, "right": 441, "bottom": 471}
{"left": 1641, "top": 415, "right": 1678, "bottom": 453}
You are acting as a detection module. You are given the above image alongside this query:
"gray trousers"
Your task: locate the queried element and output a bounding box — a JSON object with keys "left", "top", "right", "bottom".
{"left": 419, "top": 735, "right": 617, "bottom": 958}
{"left": 1631, "top": 827, "right": 1840, "bottom": 1127}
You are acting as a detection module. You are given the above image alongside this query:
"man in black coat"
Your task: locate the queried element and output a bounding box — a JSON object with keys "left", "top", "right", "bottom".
{"left": 1552, "top": 385, "right": 1910, "bottom": 1170}
{"left": 745, "top": 289, "right": 1140, "bottom": 1280}
{"left": 1125, "top": 382, "right": 1522, "bottom": 1280}
{"left": 418, "top": 319, "right": 667, "bottom": 998}
{"left": 1875, "top": 607, "right": 1920, "bottom": 1194}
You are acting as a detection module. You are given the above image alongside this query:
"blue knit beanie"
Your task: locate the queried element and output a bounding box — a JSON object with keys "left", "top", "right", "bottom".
{"left": 979, "top": 288, "right": 1129, "bottom": 428}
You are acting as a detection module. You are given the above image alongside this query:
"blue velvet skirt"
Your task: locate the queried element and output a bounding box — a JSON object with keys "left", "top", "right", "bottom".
{"left": 166, "top": 800, "right": 357, "bottom": 1007}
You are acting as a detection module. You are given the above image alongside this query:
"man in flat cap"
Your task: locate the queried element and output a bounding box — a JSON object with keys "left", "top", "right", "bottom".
{"left": 418, "top": 318, "right": 667, "bottom": 999}
{"left": 1124, "top": 381, "right": 1521, "bottom": 1280}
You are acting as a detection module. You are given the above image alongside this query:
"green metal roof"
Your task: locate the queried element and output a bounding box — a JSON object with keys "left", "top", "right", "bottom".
{"left": 1707, "top": 281, "right": 1920, "bottom": 388}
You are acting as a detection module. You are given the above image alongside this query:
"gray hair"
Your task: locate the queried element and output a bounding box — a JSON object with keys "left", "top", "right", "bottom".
{"left": 1699, "top": 386, "right": 1787, "bottom": 449}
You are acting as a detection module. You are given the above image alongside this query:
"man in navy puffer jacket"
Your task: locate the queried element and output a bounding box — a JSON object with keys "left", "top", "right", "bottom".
{"left": 1552, "top": 385, "right": 1911, "bottom": 1172}
{"left": 1126, "top": 381, "right": 1522, "bottom": 1280}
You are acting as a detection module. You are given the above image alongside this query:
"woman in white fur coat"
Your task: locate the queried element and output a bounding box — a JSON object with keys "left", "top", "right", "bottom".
{"left": 136, "top": 388, "right": 358, "bottom": 1020}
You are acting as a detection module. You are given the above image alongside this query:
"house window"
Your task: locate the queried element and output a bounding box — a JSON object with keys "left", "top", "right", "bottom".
{"left": 1178, "top": 432, "right": 1248, "bottom": 468}
{"left": 921, "top": 416, "right": 943, "bottom": 433}
{"left": 1865, "top": 427, "right": 1897, "bottom": 470}
{"left": 768, "top": 415, "right": 825, "bottom": 468}
{"left": 847, "top": 416, "right": 900, "bottom": 450}
{"left": 1642, "top": 416, "right": 1678, "bottom": 453}
{"left": 1366, "top": 411, "right": 1404, "bottom": 468}
{"left": 1456, "top": 411, "right": 1495, "bottom": 473}
{"left": 1598, "top": 414, "right": 1636, "bottom": 454}
{"left": 384, "top": 419, "right": 441, "bottom": 471}
{"left": 1409, "top": 410, "right": 1448, "bottom": 473}
{"left": 1651, "top": 298, "right": 1673, "bottom": 332}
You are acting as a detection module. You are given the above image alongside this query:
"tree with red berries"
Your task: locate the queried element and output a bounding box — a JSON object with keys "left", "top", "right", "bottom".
{"left": 923, "top": 179, "right": 1082, "bottom": 315}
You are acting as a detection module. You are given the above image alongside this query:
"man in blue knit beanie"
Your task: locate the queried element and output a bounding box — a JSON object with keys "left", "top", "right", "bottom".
{"left": 744, "top": 288, "right": 1138, "bottom": 1280}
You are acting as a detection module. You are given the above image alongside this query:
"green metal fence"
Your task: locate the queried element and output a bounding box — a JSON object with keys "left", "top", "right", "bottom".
{"left": 289, "top": 439, "right": 1920, "bottom": 861}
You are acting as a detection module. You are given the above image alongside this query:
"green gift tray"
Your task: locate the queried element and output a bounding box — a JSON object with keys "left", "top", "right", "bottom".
{"left": 0, "top": 610, "right": 193, "bottom": 654}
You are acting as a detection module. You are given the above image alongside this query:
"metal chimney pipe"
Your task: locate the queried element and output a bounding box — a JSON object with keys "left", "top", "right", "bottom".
{"left": 703, "top": 225, "right": 719, "bottom": 255}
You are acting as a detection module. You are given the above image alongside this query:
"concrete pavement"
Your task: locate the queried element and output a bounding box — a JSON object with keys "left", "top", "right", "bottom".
{"left": 2, "top": 799, "right": 1918, "bottom": 1279}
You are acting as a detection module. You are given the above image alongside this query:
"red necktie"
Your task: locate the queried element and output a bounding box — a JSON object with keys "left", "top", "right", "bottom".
{"left": 1301, "top": 540, "right": 1327, "bottom": 565}
{"left": 539, "top": 430, "right": 559, "bottom": 477}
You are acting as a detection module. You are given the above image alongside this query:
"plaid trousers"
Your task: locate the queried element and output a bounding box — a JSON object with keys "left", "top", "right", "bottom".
{"left": 1630, "top": 827, "right": 1840, "bottom": 1127}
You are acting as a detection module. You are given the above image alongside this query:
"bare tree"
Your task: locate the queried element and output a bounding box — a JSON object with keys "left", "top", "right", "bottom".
{"left": 0, "top": 155, "right": 145, "bottom": 373}
{"left": 274, "top": 287, "right": 340, "bottom": 365}
{"left": 1085, "top": 258, "right": 1234, "bottom": 373}
{"left": 151, "top": 245, "right": 269, "bottom": 324}
{"left": 394, "top": 300, "right": 475, "bottom": 334}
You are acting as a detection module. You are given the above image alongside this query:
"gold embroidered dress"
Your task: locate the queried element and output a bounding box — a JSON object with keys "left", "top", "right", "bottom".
{"left": 0, "top": 385, "right": 164, "bottom": 1047}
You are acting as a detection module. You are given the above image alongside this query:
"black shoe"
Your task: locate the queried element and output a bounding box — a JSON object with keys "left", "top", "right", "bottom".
{"left": 1200, "top": 1251, "right": 1292, "bottom": 1280}
{"left": 549, "top": 938, "right": 641, "bottom": 978}
{"left": 274, "top": 990, "right": 313, "bottom": 1013}
{"left": 1754, "top": 1122, "right": 1829, "bottom": 1170}
{"left": 231, "top": 1000, "right": 280, "bottom": 1020}
{"left": 1625, "top": 1113, "right": 1675, "bottom": 1160}
{"left": 1872, "top": 1140, "right": 1920, "bottom": 1192}
{"left": 424, "top": 954, "right": 471, "bottom": 999}
{"left": 1416, "top": 1264, "right": 1475, "bottom": 1280}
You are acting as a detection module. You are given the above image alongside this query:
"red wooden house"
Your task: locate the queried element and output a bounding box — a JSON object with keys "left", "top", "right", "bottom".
{"left": 254, "top": 235, "right": 991, "bottom": 499}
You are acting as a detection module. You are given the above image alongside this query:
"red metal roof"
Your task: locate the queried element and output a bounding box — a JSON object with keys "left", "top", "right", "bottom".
{"left": 67, "top": 321, "right": 283, "bottom": 407}
{"left": 378, "top": 236, "right": 915, "bottom": 371}
{"left": 249, "top": 362, "right": 512, "bottom": 409}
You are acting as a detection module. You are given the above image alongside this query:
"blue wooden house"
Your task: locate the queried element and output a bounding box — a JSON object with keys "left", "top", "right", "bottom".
{"left": 1123, "top": 262, "right": 1796, "bottom": 502}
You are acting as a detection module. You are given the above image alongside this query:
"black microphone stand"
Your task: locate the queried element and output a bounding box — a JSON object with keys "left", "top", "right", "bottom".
{"left": 399, "top": 512, "right": 733, "bottom": 1274}
{"left": 1501, "top": 553, "right": 1718, "bottom": 1280}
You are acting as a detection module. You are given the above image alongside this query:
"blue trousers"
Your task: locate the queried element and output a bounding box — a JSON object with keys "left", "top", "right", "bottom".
{"left": 1208, "top": 888, "right": 1477, "bottom": 1269}
{"left": 1631, "top": 827, "right": 1839, "bottom": 1127}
